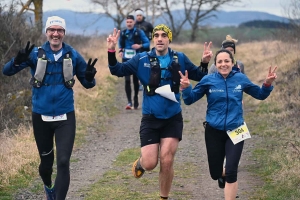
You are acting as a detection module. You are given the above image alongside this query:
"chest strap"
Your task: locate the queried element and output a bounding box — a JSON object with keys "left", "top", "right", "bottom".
{"left": 30, "top": 48, "right": 75, "bottom": 88}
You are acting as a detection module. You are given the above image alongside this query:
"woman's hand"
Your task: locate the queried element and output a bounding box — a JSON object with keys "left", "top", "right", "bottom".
{"left": 179, "top": 70, "right": 190, "bottom": 90}
{"left": 265, "top": 66, "right": 278, "bottom": 85}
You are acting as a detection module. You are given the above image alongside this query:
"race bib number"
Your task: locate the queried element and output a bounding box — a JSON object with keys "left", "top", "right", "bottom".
{"left": 124, "top": 49, "right": 136, "bottom": 59}
{"left": 41, "top": 114, "right": 67, "bottom": 122}
{"left": 227, "top": 122, "right": 251, "bottom": 145}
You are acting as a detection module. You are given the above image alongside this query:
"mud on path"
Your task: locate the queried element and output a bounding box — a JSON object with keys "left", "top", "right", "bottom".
{"left": 14, "top": 79, "right": 261, "bottom": 200}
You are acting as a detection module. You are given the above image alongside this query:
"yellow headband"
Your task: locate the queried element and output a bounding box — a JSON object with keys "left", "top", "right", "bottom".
{"left": 152, "top": 24, "right": 172, "bottom": 42}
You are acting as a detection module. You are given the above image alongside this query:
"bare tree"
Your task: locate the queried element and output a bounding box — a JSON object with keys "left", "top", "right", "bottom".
{"left": 18, "top": 0, "right": 43, "bottom": 33}
{"left": 185, "top": 0, "right": 241, "bottom": 42}
{"left": 285, "top": 0, "right": 300, "bottom": 41}
{"left": 157, "top": 0, "right": 190, "bottom": 42}
{"left": 91, "top": 0, "right": 137, "bottom": 30}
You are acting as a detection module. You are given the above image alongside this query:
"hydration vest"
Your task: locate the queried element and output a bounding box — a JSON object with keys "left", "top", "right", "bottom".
{"left": 145, "top": 52, "right": 181, "bottom": 96}
{"left": 30, "top": 48, "right": 75, "bottom": 88}
{"left": 120, "top": 29, "right": 143, "bottom": 51}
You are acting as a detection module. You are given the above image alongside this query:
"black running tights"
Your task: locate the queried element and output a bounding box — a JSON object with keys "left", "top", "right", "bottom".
{"left": 125, "top": 75, "right": 139, "bottom": 104}
{"left": 205, "top": 123, "right": 244, "bottom": 183}
{"left": 32, "top": 111, "right": 76, "bottom": 200}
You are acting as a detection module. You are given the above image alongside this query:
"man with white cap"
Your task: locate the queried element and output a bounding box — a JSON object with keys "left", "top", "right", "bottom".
{"left": 134, "top": 8, "right": 154, "bottom": 51}
{"left": 3, "top": 16, "right": 98, "bottom": 200}
{"left": 107, "top": 24, "right": 213, "bottom": 200}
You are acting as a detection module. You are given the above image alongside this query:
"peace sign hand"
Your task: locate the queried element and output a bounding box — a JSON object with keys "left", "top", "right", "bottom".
{"left": 107, "top": 28, "right": 120, "bottom": 50}
{"left": 14, "top": 41, "right": 35, "bottom": 66}
{"left": 202, "top": 42, "right": 213, "bottom": 63}
{"left": 265, "top": 66, "right": 277, "bottom": 85}
{"left": 179, "top": 70, "right": 190, "bottom": 90}
{"left": 85, "top": 58, "right": 98, "bottom": 82}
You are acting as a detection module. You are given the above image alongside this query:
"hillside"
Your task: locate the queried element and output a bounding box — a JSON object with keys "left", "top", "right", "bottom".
{"left": 42, "top": 9, "right": 289, "bottom": 35}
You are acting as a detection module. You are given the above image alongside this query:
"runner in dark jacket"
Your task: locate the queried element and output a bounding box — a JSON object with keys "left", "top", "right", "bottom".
{"left": 134, "top": 8, "right": 154, "bottom": 51}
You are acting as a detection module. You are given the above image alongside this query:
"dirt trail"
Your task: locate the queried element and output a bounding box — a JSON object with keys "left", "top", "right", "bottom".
{"left": 14, "top": 79, "right": 260, "bottom": 200}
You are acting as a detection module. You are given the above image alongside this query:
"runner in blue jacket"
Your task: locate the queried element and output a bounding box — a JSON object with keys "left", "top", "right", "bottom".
{"left": 107, "top": 24, "right": 212, "bottom": 200}
{"left": 180, "top": 49, "right": 277, "bottom": 200}
{"left": 2, "top": 16, "right": 97, "bottom": 200}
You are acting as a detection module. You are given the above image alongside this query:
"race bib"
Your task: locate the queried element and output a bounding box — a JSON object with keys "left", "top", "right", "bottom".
{"left": 124, "top": 49, "right": 136, "bottom": 59}
{"left": 41, "top": 114, "right": 67, "bottom": 122}
{"left": 227, "top": 122, "right": 251, "bottom": 145}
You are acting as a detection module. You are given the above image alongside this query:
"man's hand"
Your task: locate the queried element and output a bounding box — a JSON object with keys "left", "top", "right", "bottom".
{"left": 107, "top": 28, "right": 120, "bottom": 50}
{"left": 201, "top": 42, "right": 213, "bottom": 63}
{"left": 14, "top": 41, "right": 35, "bottom": 66}
{"left": 132, "top": 44, "right": 142, "bottom": 50}
{"left": 179, "top": 70, "right": 190, "bottom": 90}
{"left": 85, "top": 58, "right": 98, "bottom": 82}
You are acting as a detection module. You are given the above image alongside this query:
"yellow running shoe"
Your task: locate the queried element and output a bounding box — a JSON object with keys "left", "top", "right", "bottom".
{"left": 132, "top": 158, "right": 145, "bottom": 178}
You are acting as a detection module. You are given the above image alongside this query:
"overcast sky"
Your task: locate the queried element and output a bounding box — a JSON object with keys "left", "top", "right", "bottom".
{"left": 2, "top": 0, "right": 286, "bottom": 17}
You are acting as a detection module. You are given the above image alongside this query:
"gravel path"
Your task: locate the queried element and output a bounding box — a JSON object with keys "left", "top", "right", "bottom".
{"left": 14, "top": 79, "right": 260, "bottom": 200}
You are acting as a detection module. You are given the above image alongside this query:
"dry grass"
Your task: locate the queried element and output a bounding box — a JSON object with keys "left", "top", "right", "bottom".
{"left": 0, "top": 125, "right": 38, "bottom": 188}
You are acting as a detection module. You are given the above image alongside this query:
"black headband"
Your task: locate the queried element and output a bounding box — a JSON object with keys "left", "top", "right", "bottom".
{"left": 222, "top": 42, "right": 236, "bottom": 53}
{"left": 126, "top": 15, "right": 135, "bottom": 20}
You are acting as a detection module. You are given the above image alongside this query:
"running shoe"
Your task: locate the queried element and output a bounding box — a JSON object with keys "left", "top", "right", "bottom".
{"left": 132, "top": 158, "right": 145, "bottom": 178}
{"left": 218, "top": 177, "right": 226, "bottom": 189}
{"left": 125, "top": 103, "right": 132, "bottom": 110}
{"left": 44, "top": 184, "right": 56, "bottom": 200}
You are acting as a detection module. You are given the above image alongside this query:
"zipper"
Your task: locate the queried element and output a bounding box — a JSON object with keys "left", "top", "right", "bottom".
{"left": 224, "top": 78, "right": 228, "bottom": 131}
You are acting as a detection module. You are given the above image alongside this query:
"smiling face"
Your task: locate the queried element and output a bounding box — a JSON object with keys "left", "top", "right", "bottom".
{"left": 215, "top": 51, "right": 234, "bottom": 78}
{"left": 153, "top": 30, "right": 170, "bottom": 56}
{"left": 46, "top": 25, "right": 65, "bottom": 51}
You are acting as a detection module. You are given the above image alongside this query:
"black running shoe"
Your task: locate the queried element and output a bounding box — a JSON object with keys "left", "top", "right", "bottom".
{"left": 218, "top": 177, "right": 226, "bottom": 189}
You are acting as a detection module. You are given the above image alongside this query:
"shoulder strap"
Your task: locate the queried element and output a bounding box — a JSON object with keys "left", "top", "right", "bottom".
{"left": 120, "top": 29, "right": 126, "bottom": 48}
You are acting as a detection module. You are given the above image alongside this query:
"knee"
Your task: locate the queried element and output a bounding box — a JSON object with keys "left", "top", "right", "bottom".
{"left": 160, "top": 155, "right": 174, "bottom": 171}
{"left": 225, "top": 170, "right": 238, "bottom": 183}
{"left": 57, "top": 156, "right": 70, "bottom": 170}
{"left": 141, "top": 157, "right": 158, "bottom": 171}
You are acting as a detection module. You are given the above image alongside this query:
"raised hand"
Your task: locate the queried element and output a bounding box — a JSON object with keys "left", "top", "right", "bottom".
{"left": 201, "top": 42, "right": 213, "bottom": 63}
{"left": 265, "top": 66, "right": 277, "bottom": 85}
{"left": 14, "top": 41, "right": 35, "bottom": 66}
{"left": 107, "top": 28, "right": 120, "bottom": 50}
{"left": 179, "top": 70, "right": 190, "bottom": 90}
{"left": 85, "top": 58, "right": 98, "bottom": 82}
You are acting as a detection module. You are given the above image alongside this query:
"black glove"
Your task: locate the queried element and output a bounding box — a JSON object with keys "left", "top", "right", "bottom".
{"left": 14, "top": 41, "right": 35, "bottom": 66}
{"left": 85, "top": 58, "right": 98, "bottom": 82}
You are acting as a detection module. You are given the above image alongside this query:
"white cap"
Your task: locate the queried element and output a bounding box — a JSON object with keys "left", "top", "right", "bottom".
{"left": 135, "top": 9, "right": 144, "bottom": 17}
{"left": 45, "top": 16, "right": 66, "bottom": 34}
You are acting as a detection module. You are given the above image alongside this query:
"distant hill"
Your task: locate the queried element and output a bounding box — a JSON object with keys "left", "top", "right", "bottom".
{"left": 42, "top": 9, "right": 289, "bottom": 35}
{"left": 239, "top": 20, "right": 291, "bottom": 29}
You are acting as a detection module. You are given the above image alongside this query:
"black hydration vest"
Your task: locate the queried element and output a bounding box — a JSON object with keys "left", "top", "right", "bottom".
{"left": 120, "top": 29, "right": 143, "bottom": 51}
{"left": 30, "top": 48, "right": 75, "bottom": 88}
{"left": 145, "top": 52, "right": 181, "bottom": 96}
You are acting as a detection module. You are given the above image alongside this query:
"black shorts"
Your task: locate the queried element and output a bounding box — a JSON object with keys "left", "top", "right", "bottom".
{"left": 139, "top": 112, "right": 183, "bottom": 147}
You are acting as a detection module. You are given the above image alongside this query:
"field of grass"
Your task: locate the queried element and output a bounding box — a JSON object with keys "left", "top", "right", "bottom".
{"left": 178, "top": 26, "right": 281, "bottom": 45}
{"left": 0, "top": 37, "right": 299, "bottom": 199}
